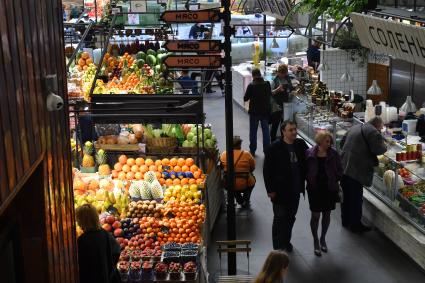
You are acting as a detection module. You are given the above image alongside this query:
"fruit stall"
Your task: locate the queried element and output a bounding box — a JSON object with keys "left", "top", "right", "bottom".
{"left": 69, "top": 11, "right": 223, "bottom": 283}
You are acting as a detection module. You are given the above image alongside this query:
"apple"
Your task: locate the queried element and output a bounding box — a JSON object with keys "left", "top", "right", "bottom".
{"left": 100, "top": 217, "right": 106, "bottom": 225}
{"left": 114, "top": 228, "right": 123, "bottom": 237}
{"left": 112, "top": 221, "right": 121, "bottom": 229}
{"left": 102, "top": 223, "right": 112, "bottom": 232}
{"left": 106, "top": 215, "right": 115, "bottom": 224}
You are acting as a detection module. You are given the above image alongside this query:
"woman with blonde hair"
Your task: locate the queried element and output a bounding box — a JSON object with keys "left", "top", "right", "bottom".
{"left": 254, "top": 250, "right": 290, "bottom": 283}
{"left": 306, "top": 131, "right": 343, "bottom": 256}
{"left": 76, "top": 204, "right": 121, "bottom": 283}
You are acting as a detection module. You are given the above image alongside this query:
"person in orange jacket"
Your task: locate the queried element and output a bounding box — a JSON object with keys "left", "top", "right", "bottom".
{"left": 220, "top": 136, "right": 256, "bottom": 209}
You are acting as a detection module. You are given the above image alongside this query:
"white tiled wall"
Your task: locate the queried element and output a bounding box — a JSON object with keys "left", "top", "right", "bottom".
{"left": 320, "top": 48, "right": 367, "bottom": 97}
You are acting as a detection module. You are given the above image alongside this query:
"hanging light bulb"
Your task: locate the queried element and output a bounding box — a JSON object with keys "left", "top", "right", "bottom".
{"left": 270, "top": 37, "right": 279, "bottom": 48}
{"left": 340, "top": 72, "right": 353, "bottom": 82}
{"left": 367, "top": 80, "right": 383, "bottom": 95}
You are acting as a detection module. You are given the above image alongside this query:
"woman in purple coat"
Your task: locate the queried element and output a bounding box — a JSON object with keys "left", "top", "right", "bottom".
{"left": 306, "top": 131, "right": 343, "bottom": 257}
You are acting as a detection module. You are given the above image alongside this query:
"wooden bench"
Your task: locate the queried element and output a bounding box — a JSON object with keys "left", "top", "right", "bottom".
{"left": 216, "top": 240, "right": 252, "bottom": 275}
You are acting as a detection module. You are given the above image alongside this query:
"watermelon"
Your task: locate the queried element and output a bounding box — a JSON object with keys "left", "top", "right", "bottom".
{"left": 136, "top": 59, "right": 145, "bottom": 68}
{"left": 154, "top": 65, "right": 161, "bottom": 74}
{"left": 146, "top": 54, "right": 157, "bottom": 67}
{"left": 156, "top": 49, "right": 166, "bottom": 54}
{"left": 156, "top": 53, "right": 167, "bottom": 64}
{"left": 136, "top": 51, "right": 146, "bottom": 60}
{"left": 147, "top": 49, "right": 156, "bottom": 56}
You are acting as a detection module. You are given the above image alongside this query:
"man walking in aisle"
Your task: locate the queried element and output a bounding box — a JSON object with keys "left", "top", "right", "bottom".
{"left": 340, "top": 117, "right": 387, "bottom": 233}
{"left": 264, "top": 121, "right": 308, "bottom": 252}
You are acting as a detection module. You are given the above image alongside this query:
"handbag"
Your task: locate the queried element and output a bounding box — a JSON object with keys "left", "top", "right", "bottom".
{"left": 334, "top": 185, "right": 343, "bottom": 203}
{"left": 360, "top": 125, "right": 379, "bottom": 167}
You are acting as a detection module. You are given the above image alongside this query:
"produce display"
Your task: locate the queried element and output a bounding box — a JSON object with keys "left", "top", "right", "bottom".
{"left": 68, "top": 52, "right": 98, "bottom": 100}
{"left": 73, "top": 153, "right": 208, "bottom": 281}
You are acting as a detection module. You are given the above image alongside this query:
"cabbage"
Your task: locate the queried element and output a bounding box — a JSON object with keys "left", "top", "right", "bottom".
{"left": 205, "top": 139, "right": 215, "bottom": 148}
{"left": 187, "top": 132, "right": 195, "bottom": 142}
{"left": 204, "top": 128, "right": 212, "bottom": 139}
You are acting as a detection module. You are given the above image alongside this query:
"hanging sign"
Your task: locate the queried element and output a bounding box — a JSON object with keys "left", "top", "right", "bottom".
{"left": 351, "top": 12, "right": 425, "bottom": 67}
{"left": 164, "top": 55, "right": 222, "bottom": 68}
{"left": 163, "top": 40, "right": 222, "bottom": 52}
{"left": 160, "top": 9, "right": 221, "bottom": 23}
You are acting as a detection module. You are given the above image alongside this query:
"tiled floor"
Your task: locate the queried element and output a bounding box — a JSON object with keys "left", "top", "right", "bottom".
{"left": 203, "top": 92, "right": 425, "bottom": 283}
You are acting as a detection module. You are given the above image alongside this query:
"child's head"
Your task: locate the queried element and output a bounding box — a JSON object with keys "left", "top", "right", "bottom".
{"left": 255, "top": 251, "right": 290, "bottom": 283}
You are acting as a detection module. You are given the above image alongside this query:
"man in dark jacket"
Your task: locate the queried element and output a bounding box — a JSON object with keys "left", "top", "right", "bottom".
{"left": 340, "top": 117, "right": 387, "bottom": 233}
{"left": 264, "top": 121, "right": 308, "bottom": 252}
{"left": 244, "top": 68, "right": 272, "bottom": 156}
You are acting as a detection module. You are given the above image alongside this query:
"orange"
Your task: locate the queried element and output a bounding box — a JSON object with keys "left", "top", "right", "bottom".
{"left": 149, "top": 165, "right": 157, "bottom": 172}
{"left": 118, "top": 155, "right": 128, "bottom": 165}
{"left": 170, "top": 158, "right": 178, "bottom": 166}
{"left": 173, "top": 165, "right": 181, "bottom": 172}
{"left": 111, "top": 170, "right": 118, "bottom": 178}
{"left": 135, "top": 157, "right": 145, "bottom": 166}
{"left": 86, "top": 58, "right": 93, "bottom": 65}
{"left": 114, "top": 163, "right": 123, "bottom": 171}
{"left": 173, "top": 179, "right": 181, "bottom": 185}
{"left": 189, "top": 178, "right": 196, "bottom": 185}
{"left": 162, "top": 158, "right": 170, "bottom": 166}
{"left": 83, "top": 65, "right": 88, "bottom": 70}
{"left": 165, "top": 179, "right": 173, "bottom": 186}
{"left": 127, "top": 158, "right": 135, "bottom": 166}
{"left": 177, "top": 158, "right": 185, "bottom": 167}
{"left": 181, "top": 165, "right": 189, "bottom": 172}
{"left": 193, "top": 171, "right": 201, "bottom": 179}
{"left": 126, "top": 172, "right": 135, "bottom": 180}
{"left": 135, "top": 172, "right": 143, "bottom": 180}
{"left": 185, "top": 158, "right": 194, "bottom": 167}
{"left": 159, "top": 178, "right": 166, "bottom": 185}
{"left": 131, "top": 165, "right": 139, "bottom": 173}
{"left": 155, "top": 172, "right": 162, "bottom": 179}
{"left": 155, "top": 160, "right": 162, "bottom": 167}
{"left": 122, "top": 164, "right": 131, "bottom": 173}
{"left": 139, "top": 165, "right": 148, "bottom": 174}
{"left": 190, "top": 165, "right": 199, "bottom": 173}
{"left": 181, "top": 178, "right": 188, "bottom": 185}
{"left": 81, "top": 52, "right": 90, "bottom": 60}
{"left": 145, "top": 158, "right": 154, "bottom": 166}
{"left": 118, "top": 171, "right": 126, "bottom": 180}
{"left": 78, "top": 58, "right": 86, "bottom": 67}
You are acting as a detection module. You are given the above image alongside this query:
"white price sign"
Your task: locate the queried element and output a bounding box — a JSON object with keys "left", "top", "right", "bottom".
{"left": 131, "top": 0, "right": 147, "bottom": 13}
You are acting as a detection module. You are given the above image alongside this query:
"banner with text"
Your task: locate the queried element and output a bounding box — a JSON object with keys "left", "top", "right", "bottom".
{"left": 351, "top": 12, "right": 425, "bottom": 67}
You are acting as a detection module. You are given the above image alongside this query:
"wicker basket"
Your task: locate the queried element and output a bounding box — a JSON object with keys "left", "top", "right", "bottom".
{"left": 147, "top": 146, "right": 177, "bottom": 155}
{"left": 146, "top": 137, "right": 177, "bottom": 147}
{"left": 179, "top": 147, "right": 200, "bottom": 155}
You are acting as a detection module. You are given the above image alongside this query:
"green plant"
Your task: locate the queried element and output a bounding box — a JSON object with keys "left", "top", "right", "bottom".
{"left": 293, "top": 0, "right": 368, "bottom": 28}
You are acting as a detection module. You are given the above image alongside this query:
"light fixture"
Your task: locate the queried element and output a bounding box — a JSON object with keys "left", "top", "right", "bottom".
{"left": 340, "top": 72, "right": 352, "bottom": 82}
{"left": 367, "top": 53, "right": 382, "bottom": 95}
{"left": 270, "top": 37, "right": 279, "bottom": 48}
{"left": 367, "top": 80, "right": 382, "bottom": 95}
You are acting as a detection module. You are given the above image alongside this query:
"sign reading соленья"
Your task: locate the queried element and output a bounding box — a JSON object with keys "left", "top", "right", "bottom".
{"left": 351, "top": 12, "right": 425, "bottom": 67}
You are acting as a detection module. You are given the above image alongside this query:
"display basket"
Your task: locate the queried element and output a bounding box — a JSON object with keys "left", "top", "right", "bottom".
{"left": 179, "top": 147, "right": 200, "bottom": 155}
{"left": 94, "top": 141, "right": 141, "bottom": 152}
{"left": 147, "top": 145, "right": 177, "bottom": 155}
{"left": 146, "top": 137, "right": 177, "bottom": 147}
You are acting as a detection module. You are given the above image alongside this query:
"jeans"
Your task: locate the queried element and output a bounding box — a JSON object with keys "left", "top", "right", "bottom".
{"left": 270, "top": 111, "right": 282, "bottom": 142}
{"left": 249, "top": 115, "right": 270, "bottom": 154}
{"left": 341, "top": 175, "right": 363, "bottom": 227}
{"left": 272, "top": 195, "right": 300, "bottom": 250}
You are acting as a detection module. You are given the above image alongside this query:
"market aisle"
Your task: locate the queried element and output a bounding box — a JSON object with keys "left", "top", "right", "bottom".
{"left": 204, "top": 93, "right": 425, "bottom": 283}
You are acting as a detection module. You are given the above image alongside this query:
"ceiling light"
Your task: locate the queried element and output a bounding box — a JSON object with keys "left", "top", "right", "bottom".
{"left": 340, "top": 72, "right": 353, "bottom": 82}
{"left": 367, "top": 80, "right": 382, "bottom": 95}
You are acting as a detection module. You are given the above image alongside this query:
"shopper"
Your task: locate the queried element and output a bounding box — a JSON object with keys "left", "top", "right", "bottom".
{"left": 189, "top": 23, "right": 204, "bottom": 39}
{"left": 307, "top": 38, "right": 322, "bottom": 70}
{"left": 264, "top": 121, "right": 308, "bottom": 252}
{"left": 306, "top": 131, "right": 343, "bottom": 256}
{"left": 220, "top": 136, "right": 256, "bottom": 209}
{"left": 177, "top": 69, "right": 197, "bottom": 94}
{"left": 236, "top": 20, "right": 253, "bottom": 37}
{"left": 243, "top": 68, "right": 271, "bottom": 156}
{"left": 340, "top": 116, "right": 387, "bottom": 233}
{"left": 270, "top": 64, "right": 294, "bottom": 142}
{"left": 254, "top": 250, "right": 290, "bottom": 283}
{"left": 76, "top": 204, "right": 121, "bottom": 283}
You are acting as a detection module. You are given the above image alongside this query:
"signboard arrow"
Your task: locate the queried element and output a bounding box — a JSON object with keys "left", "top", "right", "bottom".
{"left": 164, "top": 55, "right": 222, "bottom": 68}
{"left": 163, "top": 40, "right": 222, "bottom": 52}
{"left": 160, "top": 9, "right": 221, "bottom": 23}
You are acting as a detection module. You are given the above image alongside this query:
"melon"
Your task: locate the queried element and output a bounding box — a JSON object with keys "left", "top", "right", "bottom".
{"left": 137, "top": 59, "right": 145, "bottom": 68}
{"left": 147, "top": 49, "right": 156, "bottom": 56}
{"left": 146, "top": 54, "right": 157, "bottom": 67}
{"left": 136, "top": 51, "right": 146, "bottom": 60}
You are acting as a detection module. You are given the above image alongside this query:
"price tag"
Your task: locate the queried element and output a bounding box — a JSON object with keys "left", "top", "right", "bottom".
{"left": 128, "top": 13, "right": 140, "bottom": 25}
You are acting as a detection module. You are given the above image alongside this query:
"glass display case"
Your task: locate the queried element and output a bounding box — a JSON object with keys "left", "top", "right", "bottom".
{"left": 293, "top": 95, "right": 425, "bottom": 234}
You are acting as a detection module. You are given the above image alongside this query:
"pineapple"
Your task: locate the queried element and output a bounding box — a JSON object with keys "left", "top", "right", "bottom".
{"left": 129, "top": 181, "right": 141, "bottom": 198}
{"left": 96, "top": 149, "right": 111, "bottom": 176}
{"left": 82, "top": 141, "right": 95, "bottom": 167}
{"left": 150, "top": 180, "right": 164, "bottom": 199}
{"left": 140, "top": 181, "right": 152, "bottom": 199}
{"left": 144, "top": 171, "right": 156, "bottom": 183}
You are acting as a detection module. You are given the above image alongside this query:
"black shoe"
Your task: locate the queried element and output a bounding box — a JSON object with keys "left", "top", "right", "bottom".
{"left": 320, "top": 239, "right": 328, "bottom": 253}
{"left": 314, "top": 241, "right": 322, "bottom": 257}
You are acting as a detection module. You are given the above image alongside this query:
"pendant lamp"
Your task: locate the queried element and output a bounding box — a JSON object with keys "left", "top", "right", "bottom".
{"left": 367, "top": 80, "right": 382, "bottom": 95}
{"left": 270, "top": 37, "right": 279, "bottom": 48}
